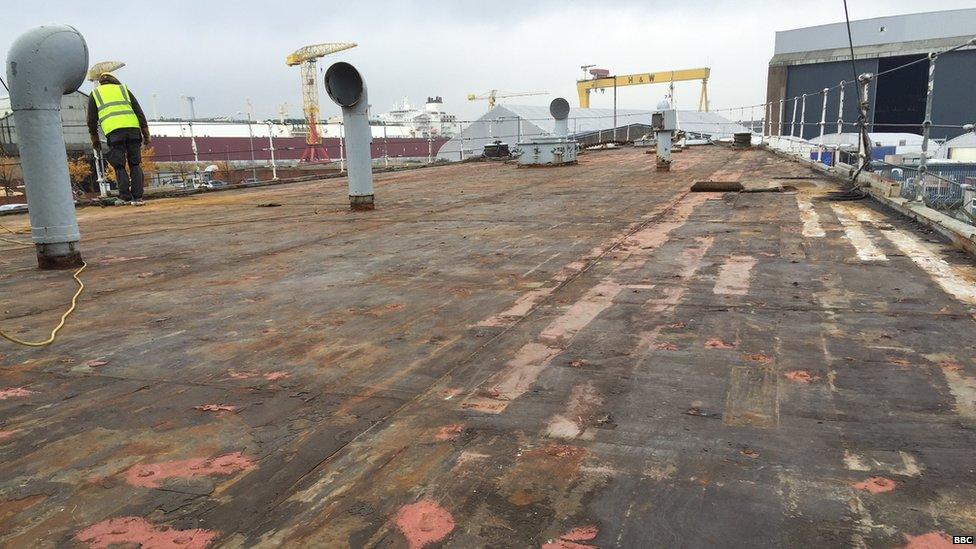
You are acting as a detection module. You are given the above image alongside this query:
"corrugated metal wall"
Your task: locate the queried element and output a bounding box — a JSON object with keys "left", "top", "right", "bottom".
{"left": 930, "top": 50, "right": 976, "bottom": 141}
{"left": 784, "top": 58, "right": 878, "bottom": 140}
{"left": 779, "top": 49, "right": 976, "bottom": 141}
{"left": 0, "top": 91, "right": 91, "bottom": 155}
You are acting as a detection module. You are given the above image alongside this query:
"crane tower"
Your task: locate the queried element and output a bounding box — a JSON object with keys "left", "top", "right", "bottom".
{"left": 286, "top": 42, "right": 357, "bottom": 163}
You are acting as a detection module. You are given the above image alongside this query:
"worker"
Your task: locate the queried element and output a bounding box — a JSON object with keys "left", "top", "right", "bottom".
{"left": 87, "top": 73, "right": 151, "bottom": 206}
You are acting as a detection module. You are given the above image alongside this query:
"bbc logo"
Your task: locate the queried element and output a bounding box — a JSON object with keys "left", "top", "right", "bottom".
{"left": 954, "top": 536, "right": 975, "bottom": 544}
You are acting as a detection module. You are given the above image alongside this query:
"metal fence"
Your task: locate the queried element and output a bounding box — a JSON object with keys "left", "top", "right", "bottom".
{"left": 750, "top": 35, "right": 976, "bottom": 227}
{"left": 0, "top": 155, "right": 24, "bottom": 207}
{"left": 893, "top": 163, "right": 976, "bottom": 215}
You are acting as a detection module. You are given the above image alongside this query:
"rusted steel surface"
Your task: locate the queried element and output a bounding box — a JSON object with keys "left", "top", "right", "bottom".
{"left": 1, "top": 147, "right": 976, "bottom": 547}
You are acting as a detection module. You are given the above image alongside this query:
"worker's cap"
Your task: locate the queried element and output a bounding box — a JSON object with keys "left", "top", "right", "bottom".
{"left": 98, "top": 72, "right": 121, "bottom": 84}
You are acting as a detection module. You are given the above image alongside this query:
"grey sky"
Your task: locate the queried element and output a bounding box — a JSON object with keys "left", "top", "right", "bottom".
{"left": 4, "top": 1, "right": 973, "bottom": 122}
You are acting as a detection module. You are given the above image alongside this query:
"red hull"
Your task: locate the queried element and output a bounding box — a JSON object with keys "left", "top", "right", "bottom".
{"left": 150, "top": 136, "right": 448, "bottom": 163}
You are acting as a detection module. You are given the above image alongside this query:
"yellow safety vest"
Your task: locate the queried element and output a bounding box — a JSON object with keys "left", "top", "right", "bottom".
{"left": 92, "top": 84, "right": 140, "bottom": 136}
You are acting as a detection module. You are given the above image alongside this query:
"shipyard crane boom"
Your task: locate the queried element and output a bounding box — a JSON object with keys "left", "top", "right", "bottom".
{"left": 286, "top": 42, "right": 357, "bottom": 162}
{"left": 576, "top": 67, "right": 711, "bottom": 111}
{"left": 86, "top": 60, "right": 125, "bottom": 81}
{"left": 467, "top": 90, "right": 548, "bottom": 109}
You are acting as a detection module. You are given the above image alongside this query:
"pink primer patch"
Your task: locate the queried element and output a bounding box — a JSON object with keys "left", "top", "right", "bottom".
{"left": 0, "top": 387, "right": 36, "bottom": 400}
{"left": 434, "top": 424, "right": 463, "bottom": 441}
{"left": 394, "top": 499, "right": 455, "bottom": 549}
{"left": 561, "top": 526, "right": 598, "bottom": 541}
{"left": 852, "top": 476, "right": 896, "bottom": 494}
{"left": 123, "top": 452, "right": 255, "bottom": 488}
{"left": 75, "top": 516, "right": 218, "bottom": 549}
{"left": 784, "top": 370, "right": 814, "bottom": 383}
{"left": 0, "top": 429, "right": 22, "bottom": 440}
{"left": 705, "top": 338, "right": 735, "bottom": 350}
{"left": 542, "top": 525, "right": 599, "bottom": 549}
{"left": 940, "top": 361, "right": 963, "bottom": 372}
{"left": 655, "top": 342, "right": 678, "bottom": 351}
{"left": 902, "top": 532, "right": 953, "bottom": 549}
{"left": 743, "top": 353, "right": 773, "bottom": 364}
{"left": 460, "top": 397, "right": 509, "bottom": 413}
{"left": 193, "top": 404, "right": 237, "bottom": 413}
{"left": 84, "top": 359, "right": 109, "bottom": 368}
{"left": 227, "top": 370, "right": 289, "bottom": 382}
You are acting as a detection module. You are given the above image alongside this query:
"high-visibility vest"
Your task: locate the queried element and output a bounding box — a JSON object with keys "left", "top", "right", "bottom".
{"left": 92, "top": 84, "right": 141, "bottom": 136}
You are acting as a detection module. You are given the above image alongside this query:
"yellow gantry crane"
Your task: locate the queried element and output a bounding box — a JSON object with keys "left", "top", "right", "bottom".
{"left": 286, "top": 42, "right": 357, "bottom": 162}
{"left": 576, "top": 67, "right": 711, "bottom": 111}
{"left": 467, "top": 90, "right": 548, "bottom": 109}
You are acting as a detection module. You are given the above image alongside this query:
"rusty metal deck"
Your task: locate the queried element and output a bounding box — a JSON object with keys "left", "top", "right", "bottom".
{"left": 1, "top": 147, "right": 975, "bottom": 548}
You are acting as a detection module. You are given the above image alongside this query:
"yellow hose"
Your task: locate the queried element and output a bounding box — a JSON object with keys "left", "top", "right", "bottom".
{"left": 0, "top": 262, "right": 87, "bottom": 347}
{"left": 0, "top": 235, "right": 31, "bottom": 248}
{"left": 0, "top": 223, "right": 30, "bottom": 234}
{"left": 0, "top": 223, "right": 32, "bottom": 248}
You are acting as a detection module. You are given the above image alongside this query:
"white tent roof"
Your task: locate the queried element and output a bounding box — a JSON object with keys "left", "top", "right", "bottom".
{"left": 935, "top": 132, "right": 976, "bottom": 159}
{"left": 437, "top": 104, "right": 749, "bottom": 161}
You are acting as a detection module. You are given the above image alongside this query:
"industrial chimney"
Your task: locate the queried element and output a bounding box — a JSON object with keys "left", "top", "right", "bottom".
{"left": 514, "top": 97, "right": 577, "bottom": 167}
{"left": 6, "top": 25, "right": 88, "bottom": 269}
{"left": 324, "top": 62, "right": 374, "bottom": 210}
{"left": 550, "top": 97, "right": 570, "bottom": 138}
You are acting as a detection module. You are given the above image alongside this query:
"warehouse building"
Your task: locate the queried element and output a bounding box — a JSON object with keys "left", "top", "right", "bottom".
{"left": 766, "top": 8, "right": 976, "bottom": 141}
{"left": 0, "top": 91, "right": 91, "bottom": 156}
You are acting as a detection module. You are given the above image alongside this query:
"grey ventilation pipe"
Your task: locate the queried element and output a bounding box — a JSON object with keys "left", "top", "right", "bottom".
{"left": 6, "top": 25, "right": 88, "bottom": 269}
{"left": 550, "top": 98, "right": 570, "bottom": 138}
{"left": 324, "top": 62, "right": 374, "bottom": 210}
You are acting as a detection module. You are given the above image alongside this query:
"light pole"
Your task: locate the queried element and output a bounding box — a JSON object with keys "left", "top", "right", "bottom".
{"left": 240, "top": 99, "right": 257, "bottom": 181}
{"left": 382, "top": 122, "right": 389, "bottom": 167}
{"left": 180, "top": 95, "right": 199, "bottom": 162}
{"left": 181, "top": 95, "right": 196, "bottom": 121}
{"left": 266, "top": 122, "right": 278, "bottom": 180}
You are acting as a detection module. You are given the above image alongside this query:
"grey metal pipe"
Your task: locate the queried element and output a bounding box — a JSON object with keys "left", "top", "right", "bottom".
{"left": 915, "top": 53, "right": 937, "bottom": 202}
{"left": 550, "top": 98, "right": 569, "bottom": 138}
{"left": 799, "top": 94, "right": 807, "bottom": 140}
{"left": 778, "top": 100, "right": 785, "bottom": 136}
{"left": 817, "top": 88, "right": 828, "bottom": 162}
{"left": 324, "top": 62, "right": 373, "bottom": 210}
{"left": 837, "top": 81, "right": 845, "bottom": 135}
{"left": 790, "top": 97, "right": 798, "bottom": 137}
{"left": 6, "top": 25, "right": 88, "bottom": 269}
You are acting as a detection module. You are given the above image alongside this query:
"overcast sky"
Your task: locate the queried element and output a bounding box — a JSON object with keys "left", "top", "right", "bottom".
{"left": 3, "top": 1, "right": 973, "bottom": 122}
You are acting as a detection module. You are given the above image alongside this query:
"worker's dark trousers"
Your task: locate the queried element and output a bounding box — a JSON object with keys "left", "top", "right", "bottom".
{"left": 106, "top": 133, "right": 144, "bottom": 201}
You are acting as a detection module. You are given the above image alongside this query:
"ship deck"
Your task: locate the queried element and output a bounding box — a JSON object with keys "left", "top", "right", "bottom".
{"left": 1, "top": 146, "right": 975, "bottom": 547}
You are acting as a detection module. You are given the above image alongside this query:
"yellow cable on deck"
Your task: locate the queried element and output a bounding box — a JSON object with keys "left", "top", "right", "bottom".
{"left": 0, "top": 235, "right": 31, "bottom": 248}
{"left": 0, "top": 262, "right": 87, "bottom": 347}
{"left": 0, "top": 223, "right": 32, "bottom": 248}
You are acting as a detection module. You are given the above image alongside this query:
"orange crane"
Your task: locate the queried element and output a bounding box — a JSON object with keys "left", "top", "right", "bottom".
{"left": 467, "top": 90, "right": 548, "bottom": 109}
{"left": 286, "top": 42, "right": 357, "bottom": 162}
